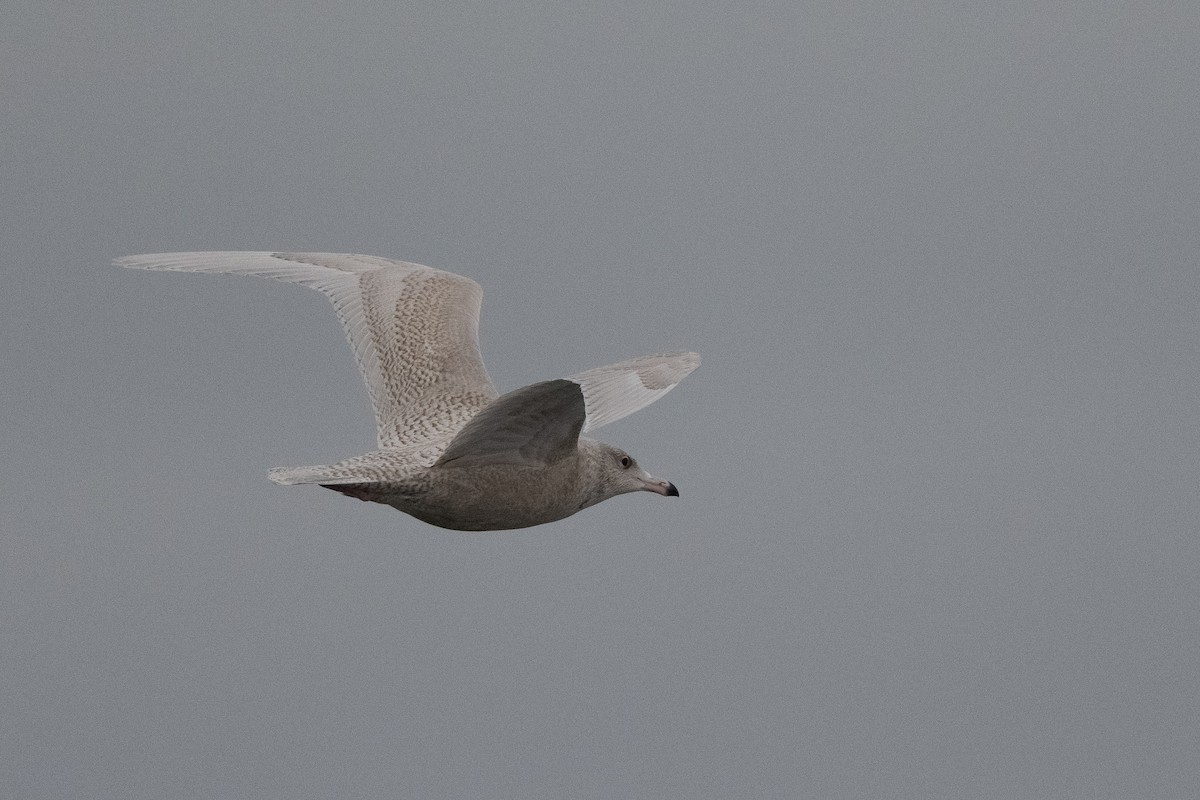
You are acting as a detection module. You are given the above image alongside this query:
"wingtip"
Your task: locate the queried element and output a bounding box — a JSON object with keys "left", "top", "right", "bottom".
{"left": 113, "top": 254, "right": 167, "bottom": 270}
{"left": 657, "top": 350, "right": 701, "bottom": 375}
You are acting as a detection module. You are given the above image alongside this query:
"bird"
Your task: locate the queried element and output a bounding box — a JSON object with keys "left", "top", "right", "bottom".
{"left": 116, "top": 252, "right": 699, "bottom": 531}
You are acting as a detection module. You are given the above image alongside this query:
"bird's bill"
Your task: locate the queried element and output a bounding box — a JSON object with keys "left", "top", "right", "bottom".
{"left": 641, "top": 476, "right": 680, "bottom": 497}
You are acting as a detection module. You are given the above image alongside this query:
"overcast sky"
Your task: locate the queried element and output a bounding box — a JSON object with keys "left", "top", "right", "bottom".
{"left": 3, "top": 3, "right": 1199, "bottom": 798}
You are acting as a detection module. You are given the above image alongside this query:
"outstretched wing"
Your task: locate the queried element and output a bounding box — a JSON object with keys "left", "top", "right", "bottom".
{"left": 568, "top": 352, "right": 700, "bottom": 433}
{"left": 435, "top": 380, "right": 585, "bottom": 468}
{"left": 115, "top": 252, "right": 498, "bottom": 448}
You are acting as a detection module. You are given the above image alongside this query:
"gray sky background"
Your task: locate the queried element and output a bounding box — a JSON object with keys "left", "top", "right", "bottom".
{"left": 3, "top": 3, "right": 1199, "bottom": 798}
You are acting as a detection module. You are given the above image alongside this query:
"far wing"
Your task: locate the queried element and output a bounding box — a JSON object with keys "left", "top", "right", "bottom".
{"left": 116, "top": 252, "right": 498, "bottom": 448}
{"left": 568, "top": 352, "right": 700, "bottom": 433}
{"left": 435, "top": 380, "right": 585, "bottom": 468}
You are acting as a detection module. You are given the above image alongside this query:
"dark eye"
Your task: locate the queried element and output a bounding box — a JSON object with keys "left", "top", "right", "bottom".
{"left": 619, "top": 456, "right": 632, "bottom": 469}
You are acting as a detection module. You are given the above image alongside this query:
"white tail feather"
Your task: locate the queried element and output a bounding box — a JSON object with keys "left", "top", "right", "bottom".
{"left": 268, "top": 466, "right": 371, "bottom": 486}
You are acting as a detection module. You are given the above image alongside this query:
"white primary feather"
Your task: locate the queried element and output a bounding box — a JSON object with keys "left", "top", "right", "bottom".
{"left": 115, "top": 252, "right": 498, "bottom": 448}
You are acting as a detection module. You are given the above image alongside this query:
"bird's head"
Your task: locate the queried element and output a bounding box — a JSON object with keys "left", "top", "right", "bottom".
{"left": 582, "top": 440, "right": 679, "bottom": 506}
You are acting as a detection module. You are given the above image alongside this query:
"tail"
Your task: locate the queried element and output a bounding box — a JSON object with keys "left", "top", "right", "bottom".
{"left": 268, "top": 465, "right": 373, "bottom": 486}
{"left": 268, "top": 464, "right": 385, "bottom": 503}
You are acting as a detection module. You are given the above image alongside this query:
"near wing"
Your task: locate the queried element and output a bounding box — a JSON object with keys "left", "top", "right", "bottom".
{"left": 568, "top": 352, "right": 700, "bottom": 433}
{"left": 434, "top": 351, "right": 700, "bottom": 467}
{"left": 115, "top": 252, "right": 498, "bottom": 448}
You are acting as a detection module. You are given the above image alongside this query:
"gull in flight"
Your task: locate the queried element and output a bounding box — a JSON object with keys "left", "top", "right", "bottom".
{"left": 117, "top": 252, "right": 699, "bottom": 531}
